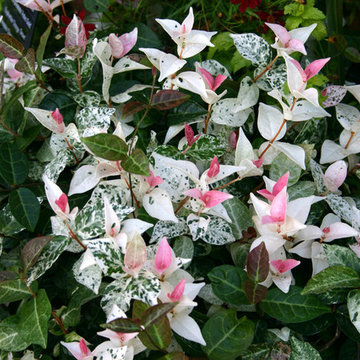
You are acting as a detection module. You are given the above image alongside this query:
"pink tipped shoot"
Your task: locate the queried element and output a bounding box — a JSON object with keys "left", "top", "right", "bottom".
{"left": 168, "top": 278, "right": 186, "bottom": 301}
{"left": 55, "top": 193, "right": 68, "bottom": 213}
{"left": 154, "top": 237, "right": 172, "bottom": 275}
{"left": 207, "top": 156, "right": 220, "bottom": 178}
{"left": 51, "top": 108, "right": 64, "bottom": 125}
{"left": 271, "top": 259, "right": 300, "bottom": 274}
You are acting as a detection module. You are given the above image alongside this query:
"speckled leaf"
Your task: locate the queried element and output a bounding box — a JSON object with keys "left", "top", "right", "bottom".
{"left": 150, "top": 218, "right": 189, "bottom": 243}
{"left": 302, "top": 266, "right": 360, "bottom": 295}
{"left": 288, "top": 181, "right": 316, "bottom": 201}
{"left": 324, "top": 244, "right": 360, "bottom": 273}
{"left": 326, "top": 194, "right": 354, "bottom": 225}
{"left": 202, "top": 216, "right": 235, "bottom": 245}
{"left": 73, "top": 254, "right": 102, "bottom": 294}
{"left": 202, "top": 309, "right": 254, "bottom": 360}
{"left": 76, "top": 107, "right": 115, "bottom": 137}
{"left": 96, "top": 346, "right": 127, "bottom": 360}
{"left": 310, "top": 159, "right": 327, "bottom": 193}
{"left": 187, "top": 214, "right": 210, "bottom": 241}
{"left": 254, "top": 64, "right": 287, "bottom": 91}
{"left": 211, "top": 98, "right": 251, "bottom": 127}
{"left": 42, "top": 58, "right": 77, "bottom": 78}
{"left": 270, "top": 153, "right": 302, "bottom": 187}
{"left": 80, "top": 41, "right": 98, "bottom": 78}
{"left": 43, "top": 148, "right": 74, "bottom": 182}
{"left": 74, "top": 91, "right": 101, "bottom": 107}
{"left": 186, "top": 135, "right": 227, "bottom": 161}
{"left": 347, "top": 289, "right": 360, "bottom": 335}
{"left": 0, "top": 316, "right": 31, "bottom": 352}
{"left": 289, "top": 336, "right": 321, "bottom": 360}
{"left": 260, "top": 286, "right": 331, "bottom": 323}
{"left": 234, "top": 76, "right": 259, "bottom": 111}
{"left": 230, "top": 33, "right": 271, "bottom": 67}
{"left": 26, "top": 236, "right": 72, "bottom": 285}
{"left": 21, "top": 236, "right": 52, "bottom": 272}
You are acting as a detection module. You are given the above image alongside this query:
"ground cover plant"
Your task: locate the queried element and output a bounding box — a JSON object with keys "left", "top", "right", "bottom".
{"left": 0, "top": 0, "right": 360, "bottom": 359}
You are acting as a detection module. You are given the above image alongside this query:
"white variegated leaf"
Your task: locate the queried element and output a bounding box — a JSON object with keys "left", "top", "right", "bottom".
{"left": 258, "top": 103, "right": 285, "bottom": 141}
{"left": 234, "top": 76, "right": 259, "bottom": 112}
{"left": 211, "top": 98, "right": 251, "bottom": 127}
{"left": 73, "top": 254, "right": 102, "bottom": 294}
{"left": 143, "top": 188, "right": 178, "bottom": 222}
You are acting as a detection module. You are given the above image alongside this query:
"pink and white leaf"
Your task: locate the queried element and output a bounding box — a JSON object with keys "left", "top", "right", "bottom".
{"left": 323, "top": 222, "right": 358, "bottom": 242}
{"left": 173, "top": 71, "right": 208, "bottom": 98}
{"left": 24, "top": 107, "right": 65, "bottom": 134}
{"left": 323, "top": 160, "right": 347, "bottom": 192}
{"left": 61, "top": 339, "right": 93, "bottom": 360}
{"left": 266, "top": 23, "right": 290, "bottom": 46}
{"left": 271, "top": 259, "right": 300, "bottom": 274}
{"left": 304, "top": 58, "right": 330, "bottom": 80}
{"left": 154, "top": 237, "right": 172, "bottom": 275}
{"left": 322, "top": 85, "right": 347, "bottom": 108}
{"left": 146, "top": 170, "right": 164, "bottom": 189}
{"left": 168, "top": 278, "right": 186, "bottom": 301}
{"left": 201, "top": 190, "right": 233, "bottom": 208}
{"left": 123, "top": 233, "right": 147, "bottom": 277}
{"left": 65, "top": 15, "right": 87, "bottom": 57}
{"left": 207, "top": 156, "right": 220, "bottom": 178}
{"left": 288, "top": 23, "right": 317, "bottom": 44}
{"left": 286, "top": 38, "right": 306, "bottom": 54}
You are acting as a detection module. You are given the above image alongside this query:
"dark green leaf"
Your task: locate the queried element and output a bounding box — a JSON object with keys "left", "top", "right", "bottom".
{"left": 157, "top": 352, "right": 188, "bottom": 360}
{"left": 269, "top": 153, "right": 302, "bottom": 187}
{"left": 131, "top": 23, "right": 162, "bottom": 50}
{"left": 36, "top": 25, "right": 52, "bottom": 71}
{"left": 260, "top": 286, "right": 331, "bottom": 323}
{"left": 208, "top": 265, "right": 250, "bottom": 305}
{"left": 244, "top": 279, "right": 267, "bottom": 304}
{"left": 302, "top": 266, "right": 360, "bottom": 295}
{"left": 9, "top": 188, "right": 40, "bottom": 231}
{"left": 0, "top": 142, "right": 28, "bottom": 187}
{"left": 336, "top": 305, "right": 360, "bottom": 343}
{"left": 0, "top": 34, "right": 25, "bottom": 59}
{"left": 202, "top": 309, "right": 254, "bottom": 360}
{"left": 151, "top": 90, "right": 189, "bottom": 110}
{"left": 122, "top": 148, "right": 150, "bottom": 176}
{"left": 168, "top": 101, "right": 207, "bottom": 126}
{"left": 242, "top": 344, "right": 271, "bottom": 360}
{"left": 0, "top": 278, "right": 32, "bottom": 304}
{"left": 230, "top": 242, "right": 251, "bottom": 268}
{"left": 141, "top": 302, "right": 177, "bottom": 328}
{"left": 18, "top": 289, "right": 51, "bottom": 348}
{"left": 21, "top": 236, "right": 52, "bottom": 272}
{"left": 15, "top": 48, "right": 35, "bottom": 74}
{"left": 102, "top": 318, "right": 143, "bottom": 333}
{"left": 84, "top": 0, "right": 110, "bottom": 12}
{"left": 0, "top": 316, "right": 31, "bottom": 351}
{"left": 140, "top": 316, "right": 172, "bottom": 351}
{"left": 82, "top": 133, "right": 128, "bottom": 161}
{"left": 246, "top": 242, "right": 269, "bottom": 283}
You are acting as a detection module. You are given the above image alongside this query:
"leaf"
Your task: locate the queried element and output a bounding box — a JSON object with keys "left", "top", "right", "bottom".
{"left": 246, "top": 242, "right": 269, "bottom": 283}
{"left": 289, "top": 336, "right": 321, "bottom": 360}
{"left": 202, "top": 309, "right": 254, "bottom": 360}
{"left": 36, "top": 25, "right": 52, "bottom": 71}
{"left": 141, "top": 302, "right": 178, "bottom": 328}
{"left": 102, "top": 318, "right": 143, "bottom": 333}
{"left": 21, "top": 236, "right": 52, "bottom": 272}
{"left": 82, "top": 133, "right": 128, "bottom": 161}
{"left": 84, "top": 0, "right": 110, "bottom": 12}
{"left": 0, "top": 34, "right": 25, "bottom": 59}
{"left": 347, "top": 289, "right": 360, "bottom": 335}
{"left": 324, "top": 244, "right": 360, "bottom": 273}
{"left": 260, "top": 286, "right": 331, "bottom": 323}
{"left": 186, "top": 135, "right": 227, "bottom": 161}
{"left": 202, "top": 216, "right": 235, "bottom": 246}
{"left": 288, "top": 181, "right": 316, "bottom": 201}
{"left": 121, "top": 148, "right": 150, "bottom": 176}
{"left": 18, "top": 289, "right": 51, "bottom": 348}
{"left": 122, "top": 101, "right": 146, "bottom": 117}
{"left": 230, "top": 33, "right": 271, "bottom": 67}
{"left": 0, "top": 204, "right": 24, "bottom": 236}
{"left": 42, "top": 58, "right": 77, "bottom": 78}
{"left": 9, "top": 188, "right": 40, "bottom": 232}
{"left": 168, "top": 100, "right": 207, "bottom": 126}
{"left": 325, "top": 194, "right": 354, "bottom": 225}
{"left": 230, "top": 242, "right": 251, "bottom": 268}
{"left": 157, "top": 353, "right": 188, "bottom": 360}
{"left": 151, "top": 90, "right": 189, "bottom": 110}
{"left": 73, "top": 257, "right": 102, "bottom": 294}
{"left": 15, "top": 48, "right": 35, "bottom": 74}
{"left": 0, "top": 142, "right": 29, "bottom": 188}
{"left": 173, "top": 236, "right": 194, "bottom": 265}
{"left": 270, "top": 153, "right": 302, "bottom": 187}
{"left": 208, "top": 265, "right": 250, "bottom": 305}
{"left": 211, "top": 98, "right": 251, "bottom": 127}
{"left": 244, "top": 279, "right": 268, "bottom": 304}
{"left": 302, "top": 266, "right": 360, "bottom": 295}
{"left": 0, "top": 316, "right": 31, "bottom": 352}
{"left": 141, "top": 316, "right": 172, "bottom": 351}
{"left": 0, "top": 279, "right": 33, "bottom": 304}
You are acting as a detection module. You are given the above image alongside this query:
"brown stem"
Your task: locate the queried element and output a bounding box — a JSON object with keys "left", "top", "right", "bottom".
{"left": 318, "top": 326, "right": 341, "bottom": 352}
{"left": 0, "top": 60, "right": 4, "bottom": 111}
{"left": 52, "top": 311, "right": 68, "bottom": 335}
{"left": 0, "top": 115, "right": 18, "bottom": 137}
{"left": 65, "top": 219, "right": 87, "bottom": 250}
{"left": 34, "top": 0, "right": 53, "bottom": 23}
{"left": 60, "top": 0, "right": 67, "bottom": 16}
{"left": 175, "top": 196, "right": 190, "bottom": 214}
{"left": 33, "top": 72, "right": 50, "bottom": 93}
{"left": 116, "top": 161, "right": 140, "bottom": 208}
{"left": 214, "top": 176, "right": 242, "bottom": 190}
{"left": 345, "top": 131, "right": 355, "bottom": 150}
{"left": 77, "top": 58, "right": 82, "bottom": 93}
{"left": 64, "top": 137, "right": 79, "bottom": 165}
{"left": 253, "top": 55, "right": 279, "bottom": 82}
{"left": 204, "top": 104, "right": 212, "bottom": 135}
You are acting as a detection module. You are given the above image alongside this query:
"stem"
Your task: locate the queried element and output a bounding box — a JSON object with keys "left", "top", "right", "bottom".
{"left": 33, "top": 72, "right": 50, "bottom": 92}
{"left": 34, "top": 0, "right": 53, "bottom": 23}
{"left": 214, "top": 176, "right": 242, "bottom": 190}
{"left": 0, "top": 115, "right": 18, "bottom": 137}
{"left": 175, "top": 196, "right": 190, "bottom": 214}
{"left": 0, "top": 60, "right": 4, "bottom": 111}
{"left": 318, "top": 326, "right": 341, "bottom": 352}
{"left": 77, "top": 58, "right": 82, "bottom": 93}
{"left": 204, "top": 104, "right": 212, "bottom": 134}
{"left": 345, "top": 131, "right": 355, "bottom": 150}
{"left": 253, "top": 55, "right": 279, "bottom": 82}
{"left": 60, "top": 0, "right": 67, "bottom": 16}
{"left": 64, "top": 137, "right": 79, "bottom": 165}
{"left": 51, "top": 311, "right": 68, "bottom": 335}
{"left": 116, "top": 161, "right": 140, "bottom": 208}
{"left": 65, "top": 219, "right": 87, "bottom": 250}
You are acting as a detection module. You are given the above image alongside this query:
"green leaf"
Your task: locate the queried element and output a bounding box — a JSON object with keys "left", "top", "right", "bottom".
{"left": 0, "top": 34, "right": 24, "bottom": 59}
{"left": 36, "top": 25, "right": 52, "bottom": 71}
{"left": 246, "top": 242, "right": 269, "bottom": 283}
{"left": 15, "top": 48, "right": 35, "bottom": 74}
{"left": 157, "top": 353, "right": 188, "bottom": 360}
{"left": 222, "top": 198, "right": 253, "bottom": 239}
{"left": 289, "top": 336, "right": 321, "bottom": 360}
{"left": 270, "top": 153, "right": 302, "bottom": 187}
{"left": 202, "top": 309, "right": 254, "bottom": 360}
{"left": 173, "top": 236, "right": 194, "bottom": 267}
{"left": 84, "top": 0, "right": 109, "bottom": 12}
{"left": 302, "top": 266, "right": 360, "bottom": 295}
{"left": 186, "top": 135, "right": 227, "bottom": 161}
{"left": 18, "top": 289, "right": 51, "bottom": 348}
{"left": 244, "top": 279, "right": 268, "bottom": 304}
{"left": 122, "top": 148, "right": 150, "bottom": 176}
{"left": 0, "top": 278, "right": 33, "bottom": 304}
{"left": 151, "top": 90, "right": 189, "bottom": 110}
{"left": 0, "top": 142, "right": 28, "bottom": 187}
{"left": 140, "top": 315, "right": 172, "bottom": 351}
{"left": 168, "top": 101, "right": 207, "bottom": 126}
{"left": 141, "top": 302, "right": 178, "bottom": 328}
{"left": 324, "top": 244, "right": 360, "bottom": 273}
{"left": 42, "top": 58, "right": 77, "bottom": 78}
{"left": 81, "top": 133, "right": 128, "bottom": 161}
{"left": 345, "top": 47, "right": 360, "bottom": 63}
{"left": 102, "top": 318, "right": 143, "bottom": 333}
{"left": 9, "top": 188, "right": 40, "bottom": 231}
{"left": 288, "top": 181, "right": 316, "bottom": 201}
{"left": 347, "top": 289, "right": 360, "bottom": 334}
{"left": 21, "top": 236, "right": 52, "bottom": 272}
{"left": 230, "top": 242, "right": 251, "bottom": 268}
{"left": 132, "top": 22, "right": 162, "bottom": 50}
{"left": 0, "top": 316, "right": 31, "bottom": 352}
{"left": 208, "top": 265, "right": 250, "bottom": 306}
{"left": 260, "top": 286, "right": 331, "bottom": 323}
{"left": 242, "top": 344, "right": 271, "bottom": 360}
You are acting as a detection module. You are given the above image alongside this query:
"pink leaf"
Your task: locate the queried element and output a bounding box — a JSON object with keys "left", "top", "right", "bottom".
{"left": 304, "top": 58, "right": 330, "bottom": 80}
{"left": 168, "top": 278, "right": 186, "bottom": 301}
{"left": 207, "top": 156, "right": 220, "bottom": 178}
{"left": 55, "top": 193, "right": 68, "bottom": 213}
{"left": 286, "top": 38, "right": 306, "bottom": 55}
{"left": 201, "top": 190, "right": 233, "bottom": 208}
{"left": 146, "top": 170, "right": 164, "bottom": 189}
{"left": 265, "top": 23, "right": 291, "bottom": 45}
{"left": 79, "top": 339, "right": 90, "bottom": 357}
{"left": 184, "top": 188, "right": 203, "bottom": 200}
{"left": 291, "top": 59, "right": 307, "bottom": 82}
{"left": 269, "top": 187, "right": 287, "bottom": 223}
{"left": 198, "top": 67, "right": 214, "bottom": 89}
{"left": 257, "top": 189, "right": 274, "bottom": 201}
{"left": 213, "top": 74, "right": 227, "bottom": 91}
{"left": 184, "top": 123, "right": 195, "bottom": 146}
{"left": 271, "top": 259, "right": 300, "bottom": 274}
{"left": 228, "top": 131, "right": 238, "bottom": 149}
{"left": 261, "top": 215, "right": 277, "bottom": 224}
{"left": 154, "top": 237, "right": 172, "bottom": 275}
{"left": 118, "top": 28, "right": 138, "bottom": 58}
{"left": 108, "top": 33, "right": 124, "bottom": 59}
{"left": 323, "top": 160, "right": 347, "bottom": 192}
{"left": 272, "top": 172, "right": 289, "bottom": 196}
{"left": 252, "top": 158, "right": 264, "bottom": 168}
{"left": 65, "top": 15, "right": 87, "bottom": 57}
{"left": 51, "top": 108, "right": 64, "bottom": 125}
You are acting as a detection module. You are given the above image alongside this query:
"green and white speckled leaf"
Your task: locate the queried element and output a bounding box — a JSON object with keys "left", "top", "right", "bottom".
{"left": 85, "top": 238, "right": 123, "bottom": 277}
{"left": 27, "top": 236, "right": 72, "bottom": 285}
{"left": 270, "top": 153, "right": 302, "bottom": 187}
{"left": 73, "top": 253, "right": 102, "bottom": 294}
{"left": 310, "top": 159, "right": 327, "bottom": 193}
{"left": 234, "top": 76, "right": 259, "bottom": 112}
{"left": 101, "top": 273, "right": 161, "bottom": 313}
{"left": 42, "top": 58, "right": 77, "bottom": 78}
{"left": 43, "top": 148, "right": 73, "bottom": 182}
{"left": 187, "top": 214, "right": 210, "bottom": 241}
{"left": 80, "top": 42, "right": 98, "bottom": 78}
{"left": 197, "top": 59, "right": 231, "bottom": 79}
{"left": 326, "top": 194, "right": 353, "bottom": 225}
{"left": 74, "top": 91, "right": 102, "bottom": 107}
{"left": 0, "top": 204, "right": 24, "bottom": 236}
{"left": 230, "top": 33, "right": 271, "bottom": 67}
{"left": 75, "top": 107, "right": 115, "bottom": 138}
{"left": 28, "top": 161, "right": 46, "bottom": 181}
{"left": 0, "top": 316, "right": 31, "bottom": 352}
{"left": 202, "top": 216, "right": 235, "bottom": 245}
{"left": 186, "top": 135, "right": 228, "bottom": 161}
{"left": 254, "top": 64, "right": 287, "bottom": 92}
{"left": 211, "top": 98, "right": 251, "bottom": 127}
{"left": 289, "top": 336, "right": 321, "bottom": 360}
{"left": 347, "top": 289, "right": 360, "bottom": 334}
{"left": 75, "top": 183, "right": 134, "bottom": 239}
{"left": 324, "top": 244, "right": 360, "bottom": 273}
{"left": 288, "top": 181, "right": 316, "bottom": 201}
{"left": 150, "top": 218, "right": 189, "bottom": 243}
{"left": 96, "top": 345, "right": 127, "bottom": 360}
